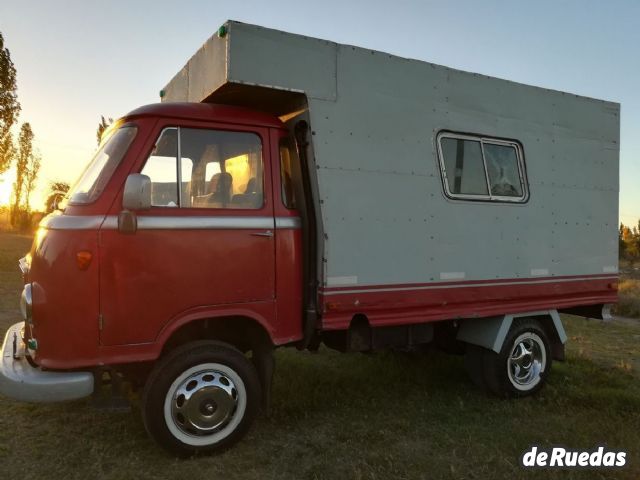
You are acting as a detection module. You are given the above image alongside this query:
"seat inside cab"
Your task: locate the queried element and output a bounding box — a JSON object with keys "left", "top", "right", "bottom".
{"left": 142, "top": 127, "right": 264, "bottom": 210}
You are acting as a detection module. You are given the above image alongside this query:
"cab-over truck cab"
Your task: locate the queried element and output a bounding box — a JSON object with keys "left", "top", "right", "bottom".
{"left": 3, "top": 103, "right": 305, "bottom": 455}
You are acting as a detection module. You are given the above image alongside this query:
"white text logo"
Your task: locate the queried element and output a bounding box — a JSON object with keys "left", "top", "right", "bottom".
{"left": 521, "top": 446, "right": 626, "bottom": 468}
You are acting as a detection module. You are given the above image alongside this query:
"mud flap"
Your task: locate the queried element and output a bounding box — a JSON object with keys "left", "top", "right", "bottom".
{"left": 252, "top": 344, "right": 275, "bottom": 416}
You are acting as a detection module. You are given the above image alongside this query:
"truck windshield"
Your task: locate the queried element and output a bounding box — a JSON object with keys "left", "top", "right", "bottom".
{"left": 66, "top": 125, "right": 138, "bottom": 205}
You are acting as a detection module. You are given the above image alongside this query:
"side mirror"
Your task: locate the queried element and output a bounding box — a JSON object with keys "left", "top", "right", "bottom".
{"left": 119, "top": 174, "right": 151, "bottom": 234}
{"left": 122, "top": 173, "right": 151, "bottom": 210}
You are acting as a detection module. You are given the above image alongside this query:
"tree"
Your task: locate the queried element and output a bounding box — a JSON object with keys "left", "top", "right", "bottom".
{"left": 620, "top": 222, "right": 640, "bottom": 260}
{"left": 23, "top": 150, "right": 41, "bottom": 211}
{"left": 45, "top": 180, "right": 69, "bottom": 213}
{"left": 10, "top": 122, "right": 33, "bottom": 224}
{"left": 97, "top": 115, "right": 113, "bottom": 144}
{"left": 620, "top": 223, "right": 627, "bottom": 258}
{"left": 0, "top": 32, "right": 21, "bottom": 175}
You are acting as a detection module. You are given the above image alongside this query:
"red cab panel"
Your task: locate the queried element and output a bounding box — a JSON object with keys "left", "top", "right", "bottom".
{"left": 99, "top": 120, "right": 279, "bottom": 346}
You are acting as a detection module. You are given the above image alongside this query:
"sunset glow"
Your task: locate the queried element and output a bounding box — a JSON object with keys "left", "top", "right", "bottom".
{"left": 0, "top": 172, "right": 15, "bottom": 206}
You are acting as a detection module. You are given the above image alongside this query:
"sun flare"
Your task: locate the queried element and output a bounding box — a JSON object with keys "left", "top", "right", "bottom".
{"left": 0, "top": 173, "right": 15, "bottom": 206}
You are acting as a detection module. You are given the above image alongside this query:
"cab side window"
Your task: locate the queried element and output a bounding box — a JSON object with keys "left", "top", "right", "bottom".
{"left": 141, "top": 128, "right": 194, "bottom": 207}
{"left": 279, "top": 138, "right": 297, "bottom": 209}
{"left": 141, "top": 127, "right": 264, "bottom": 209}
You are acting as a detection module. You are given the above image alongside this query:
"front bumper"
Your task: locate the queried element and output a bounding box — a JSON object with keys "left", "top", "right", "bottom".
{"left": 0, "top": 322, "right": 94, "bottom": 402}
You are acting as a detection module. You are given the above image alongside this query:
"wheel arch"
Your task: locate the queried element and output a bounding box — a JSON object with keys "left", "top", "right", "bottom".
{"left": 457, "top": 310, "right": 567, "bottom": 359}
{"left": 156, "top": 308, "right": 275, "bottom": 356}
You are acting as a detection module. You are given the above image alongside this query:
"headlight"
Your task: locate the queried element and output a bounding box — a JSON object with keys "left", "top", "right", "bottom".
{"left": 20, "top": 284, "right": 33, "bottom": 325}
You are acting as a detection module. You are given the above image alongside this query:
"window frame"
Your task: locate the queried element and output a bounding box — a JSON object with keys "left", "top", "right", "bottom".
{"left": 67, "top": 123, "right": 138, "bottom": 206}
{"left": 436, "top": 131, "right": 529, "bottom": 203}
{"left": 141, "top": 126, "right": 180, "bottom": 207}
{"left": 140, "top": 125, "right": 266, "bottom": 210}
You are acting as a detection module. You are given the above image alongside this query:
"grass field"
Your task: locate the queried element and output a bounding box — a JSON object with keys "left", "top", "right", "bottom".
{"left": 616, "top": 260, "right": 640, "bottom": 318}
{"left": 1, "top": 232, "right": 639, "bottom": 479}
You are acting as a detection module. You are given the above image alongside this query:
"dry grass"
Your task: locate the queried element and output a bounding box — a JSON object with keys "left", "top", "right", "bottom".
{"left": 0, "top": 232, "right": 639, "bottom": 479}
{"left": 614, "top": 278, "right": 640, "bottom": 318}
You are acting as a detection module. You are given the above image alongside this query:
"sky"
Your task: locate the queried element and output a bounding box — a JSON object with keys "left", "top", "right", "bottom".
{"left": 0, "top": 0, "right": 638, "bottom": 223}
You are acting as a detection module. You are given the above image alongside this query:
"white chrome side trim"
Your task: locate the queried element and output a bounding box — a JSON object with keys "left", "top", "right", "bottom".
{"left": 136, "top": 216, "right": 274, "bottom": 230}
{"left": 40, "top": 214, "right": 107, "bottom": 230}
{"left": 321, "top": 275, "right": 619, "bottom": 295}
{"left": 42, "top": 214, "right": 301, "bottom": 231}
{"left": 275, "top": 217, "right": 302, "bottom": 229}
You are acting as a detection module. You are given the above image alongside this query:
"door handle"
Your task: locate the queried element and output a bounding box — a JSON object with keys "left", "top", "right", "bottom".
{"left": 251, "top": 230, "right": 273, "bottom": 237}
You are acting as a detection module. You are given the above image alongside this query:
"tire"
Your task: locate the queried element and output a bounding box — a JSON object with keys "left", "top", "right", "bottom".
{"left": 142, "top": 340, "right": 261, "bottom": 457}
{"left": 464, "top": 345, "right": 486, "bottom": 390}
{"left": 466, "top": 319, "right": 552, "bottom": 397}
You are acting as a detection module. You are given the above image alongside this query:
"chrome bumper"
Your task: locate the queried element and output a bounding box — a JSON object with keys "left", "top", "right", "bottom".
{"left": 0, "top": 322, "right": 94, "bottom": 402}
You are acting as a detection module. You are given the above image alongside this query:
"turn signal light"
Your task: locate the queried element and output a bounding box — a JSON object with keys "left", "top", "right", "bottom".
{"left": 76, "top": 251, "right": 93, "bottom": 271}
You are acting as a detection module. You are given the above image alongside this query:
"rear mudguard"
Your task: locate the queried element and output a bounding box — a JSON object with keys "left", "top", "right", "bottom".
{"left": 456, "top": 310, "right": 567, "bottom": 357}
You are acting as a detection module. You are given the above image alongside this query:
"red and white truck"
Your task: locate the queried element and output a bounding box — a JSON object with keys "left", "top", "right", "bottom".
{"left": 1, "top": 21, "right": 619, "bottom": 455}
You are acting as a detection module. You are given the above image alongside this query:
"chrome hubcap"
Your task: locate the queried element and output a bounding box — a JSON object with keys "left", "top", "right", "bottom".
{"left": 170, "top": 370, "right": 238, "bottom": 436}
{"left": 507, "top": 333, "right": 546, "bottom": 390}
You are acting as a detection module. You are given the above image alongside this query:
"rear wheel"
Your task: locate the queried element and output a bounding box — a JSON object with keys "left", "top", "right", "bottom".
{"left": 142, "top": 340, "right": 260, "bottom": 456}
{"left": 465, "top": 319, "right": 552, "bottom": 397}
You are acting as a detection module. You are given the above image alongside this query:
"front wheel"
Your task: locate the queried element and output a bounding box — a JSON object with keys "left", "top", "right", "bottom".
{"left": 142, "top": 340, "right": 261, "bottom": 456}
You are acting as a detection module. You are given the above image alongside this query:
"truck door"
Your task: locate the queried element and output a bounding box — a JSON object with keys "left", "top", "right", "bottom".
{"left": 98, "top": 123, "right": 275, "bottom": 346}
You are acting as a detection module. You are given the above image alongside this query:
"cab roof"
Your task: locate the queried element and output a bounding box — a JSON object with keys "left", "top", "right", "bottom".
{"left": 124, "top": 102, "right": 284, "bottom": 129}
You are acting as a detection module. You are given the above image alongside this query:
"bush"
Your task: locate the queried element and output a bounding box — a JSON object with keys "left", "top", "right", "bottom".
{"left": 613, "top": 278, "right": 640, "bottom": 318}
